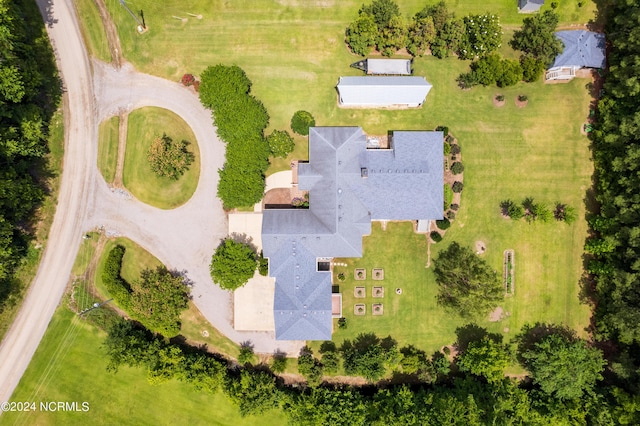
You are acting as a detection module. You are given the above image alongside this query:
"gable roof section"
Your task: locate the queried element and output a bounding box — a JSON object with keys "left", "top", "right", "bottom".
{"left": 518, "top": 0, "right": 543, "bottom": 12}
{"left": 337, "top": 76, "right": 432, "bottom": 107}
{"left": 346, "top": 131, "right": 444, "bottom": 220}
{"left": 366, "top": 59, "right": 412, "bottom": 75}
{"left": 552, "top": 31, "right": 606, "bottom": 69}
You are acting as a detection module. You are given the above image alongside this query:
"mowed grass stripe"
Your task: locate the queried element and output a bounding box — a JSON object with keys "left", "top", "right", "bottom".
{"left": 97, "top": 115, "right": 119, "bottom": 184}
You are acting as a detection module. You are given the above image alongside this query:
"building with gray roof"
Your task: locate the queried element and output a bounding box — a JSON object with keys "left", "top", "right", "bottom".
{"left": 336, "top": 76, "right": 432, "bottom": 108}
{"left": 262, "top": 127, "right": 443, "bottom": 340}
{"left": 350, "top": 58, "right": 412, "bottom": 75}
{"left": 546, "top": 31, "right": 606, "bottom": 81}
{"left": 518, "top": 0, "right": 544, "bottom": 13}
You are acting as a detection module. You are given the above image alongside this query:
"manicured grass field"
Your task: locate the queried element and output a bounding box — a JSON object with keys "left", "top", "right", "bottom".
{"left": 123, "top": 107, "right": 200, "bottom": 209}
{"left": 102, "top": 0, "right": 592, "bottom": 356}
{"left": 97, "top": 115, "right": 119, "bottom": 183}
{"left": 2, "top": 307, "right": 285, "bottom": 425}
{"left": 73, "top": 0, "right": 111, "bottom": 62}
{"left": 330, "top": 222, "right": 466, "bottom": 355}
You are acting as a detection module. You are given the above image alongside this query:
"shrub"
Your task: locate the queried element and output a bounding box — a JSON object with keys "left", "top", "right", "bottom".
{"left": 518, "top": 94, "right": 528, "bottom": 102}
{"left": 457, "top": 72, "right": 477, "bottom": 89}
{"left": 338, "top": 317, "right": 347, "bottom": 329}
{"left": 450, "top": 162, "right": 464, "bottom": 175}
{"left": 337, "top": 272, "right": 346, "bottom": 282}
{"left": 147, "top": 134, "right": 195, "bottom": 180}
{"left": 444, "top": 184, "right": 454, "bottom": 210}
{"left": 554, "top": 203, "right": 578, "bottom": 224}
{"left": 291, "top": 110, "right": 315, "bottom": 136}
{"left": 551, "top": 1, "right": 558, "bottom": 8}
{"left": 258, "top": 252, "right": 269, "bottom": 276}
{"left": 451, "top": 144, "right": 461, "bottom": 155}
{"left": 266, "top": 130, "right": 295, "bottom": 158}
{"left": 450, "top": 203, "right": 459, "bottom": 211}
{"left": 101, "top": 245, "right": 133, "bottom": 310}
{"left": 238, "top": 344, "right": 255, "bottom": 365}
{"left": 520, "top": 55, "right": 546, "bottom": 82}
{"left": 452, "top": 181, "right": 464, "bottom": 193}
{"left": 346, "top": 13, "right": 378, "bottom": 56}
{"left": 508, "top": 203, "right": 525, "bottom": 220}
{"left": 444, "top": 141, "right": 451, "bottom": 156}
{"left": 496, "top": 94, "right": 504, "bottom": 102}
{"left": 446, "top": 210, "right": 456, "bottom": 220}
{"left": 270, "top": 354, "right": 287, "bottom": 373}
{"left": 436, "top": 218, "right": 451, "bottom": 230}
{"left": 431, "top": 231, "right": 443, "bottom": 242}
{"left": 435, "top": 126, "right": 449, "bottom": 137}
{"left": 181, "top": 73, "right": 195, "bottom": 86}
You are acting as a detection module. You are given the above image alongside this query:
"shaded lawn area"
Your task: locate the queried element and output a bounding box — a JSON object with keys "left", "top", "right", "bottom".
{"left": 3, "top": 307, "right": 285, "bottom": 426}
{"left": 92, "top": 236, "right": 241, "bottom": 359}
{"left": 97, "top": 115, "right": 119, "bottom": 184}
{"left": 124, "top": 107, "right": 200, "bottom": 209}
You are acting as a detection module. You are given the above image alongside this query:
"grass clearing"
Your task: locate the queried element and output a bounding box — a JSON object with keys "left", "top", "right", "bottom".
{"left": 2, "top": 307, "right": 285, "bottom": 425}
{"left": 123, "top": 107, "right": 199, "bottom": 209}
{"left": 97, "top": 115, "right": 119, "bottom": 183}
{"left": 73, "top": 0, "right": 111, "bottom": 62}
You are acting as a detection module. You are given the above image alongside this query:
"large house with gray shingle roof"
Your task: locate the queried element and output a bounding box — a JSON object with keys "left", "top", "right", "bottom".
{"left": 262, "top": 127, "right": 443, "bottom": 340}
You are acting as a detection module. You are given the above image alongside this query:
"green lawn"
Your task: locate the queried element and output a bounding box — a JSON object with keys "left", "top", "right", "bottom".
{"left": 329, "top": 222, "right": 466, "bottom": 356}
{"left": 73, "top": 0, "right": 111, "bottom": 62}
{"left": 1, "top": 307, "right": 285, "bottom": 425}
{"left": 123, "top": 107, "right": 200, "bottom": 209}
{"left": 97, "top": 115, "right": 119, "bottom": 183}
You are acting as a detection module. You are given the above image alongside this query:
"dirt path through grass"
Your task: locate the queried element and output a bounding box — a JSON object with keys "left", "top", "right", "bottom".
{"left": 113, "top": 110, "right": 127, "bottom": 187}
{"left": 93, "top": 0, "right": 123, "bottom": 68}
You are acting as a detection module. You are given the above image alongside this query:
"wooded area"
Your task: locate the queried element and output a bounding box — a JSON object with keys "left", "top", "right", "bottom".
{"left": 0, "top": 0, "right": 61, "bottom": 315}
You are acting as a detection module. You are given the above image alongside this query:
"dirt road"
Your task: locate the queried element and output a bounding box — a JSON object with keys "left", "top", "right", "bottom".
{"left": 0, "top": 0, "right": 302, "bottom": 406}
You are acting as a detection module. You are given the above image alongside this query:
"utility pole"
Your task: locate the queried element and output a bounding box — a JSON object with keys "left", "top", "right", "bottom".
{"left": 79, "top": 299, "right": 113, "bottom": 316}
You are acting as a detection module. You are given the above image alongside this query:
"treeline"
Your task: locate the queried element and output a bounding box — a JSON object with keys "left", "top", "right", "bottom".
{"left": 101, "top": 245, "right": 189, "bottom": 337}
{"left": 0, "top": 0, "right": 61, "bottom": 310}
{"left": 346, "top": 0, "right": 502, "bottom": 59}
{"left": 104, "top": 319, "right": 640, "bottom": 424}
{"left": 588, "top": 0, "right": 640, "bottom": 392}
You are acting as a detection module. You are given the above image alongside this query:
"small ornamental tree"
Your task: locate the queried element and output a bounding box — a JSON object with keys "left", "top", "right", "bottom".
{"left": 270, "top": 352, "right": 288, "bottom": 373}
{"left": 510, "top": 10, "right": 563, "bottom": 66}
{"left": 459, "top": 13, "right": 502, "bottom": 60}
{"left": 238, "top": 343, "right": 255, "bottom": 365}
{"left": 452, "top": 181, "right": 463, "bottom": 193}
{"left": 181, "top": 73, "right": 195, "bottom": 86}
{"left": 210, "top": 239, "right": 257, "bottom": 290}
{"left": 147, "top": 134, "right": 195, "bottom": 180}
{"left": 291, "top": 110, "right": 316, "bottom": 136}
{"left": 436, "top": 218, "right": 451, "bottom": 230}
{"left": 554, "top": 203, "right": 577, "bottom": 224}
{"left": 267, "top": 129, "right": 295, "bottom": 158}
{"left": 430, "top": 231, "right": 442, "bottom": 242}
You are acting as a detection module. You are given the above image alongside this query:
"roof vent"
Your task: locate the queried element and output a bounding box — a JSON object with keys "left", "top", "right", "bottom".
{"left": 361, "top": 167, "right": 368, "bottom": 178}
{"left": 338, "top": 188, "right": 342, "bottom": 194}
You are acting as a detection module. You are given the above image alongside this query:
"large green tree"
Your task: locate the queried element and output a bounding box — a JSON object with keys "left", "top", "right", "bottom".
{"left": 457, "top": 336, "right": 510, "bottom": 383}
{"left": 510, "top": 10, "right": 563, "bottom": 66}
{"left": 224, "top": 370, "right": 282, "bottom": 417}
{"left": 345, "top": 13, "right": 378, "bottom": 56}
{"left": 359, "top": 0, "right": 400, "bottom": 28}
{"left": 131, "top": 266, "right": 189, "bottom": 337}
{"left": 433, "top": 242, "right": 502, "bottom": 317}
{"left": 210, "top": 239, "right": 257, "bottom": 290}
{"left": 516, "top": 325, "right": 606, "bottom": 400}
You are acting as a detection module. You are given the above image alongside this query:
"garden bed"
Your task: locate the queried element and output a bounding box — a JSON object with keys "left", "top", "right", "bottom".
{"left": 354, "top": 268, "right": 366, "bottom": 280}
{"left": 354, "top": 304, "right": 366, "bottom": 315}
{"left": 354, "top": 286, "right": 365, "bottom": 298}
{"left": 504, "top": 250, "right": 515, "bottom": 295}
{"left": 373, "top": 286, "right": 384, "bottom": 298}
{"left": 372, "top": 268, "right": 384, "bottom": 280}
{"left": 372, "top": 303, "right": 384, "bottom": 316}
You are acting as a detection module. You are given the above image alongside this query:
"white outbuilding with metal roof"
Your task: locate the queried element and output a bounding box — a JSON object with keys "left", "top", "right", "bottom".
{"left": 336, "top": 76, "right": 432, "bottom": 108}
